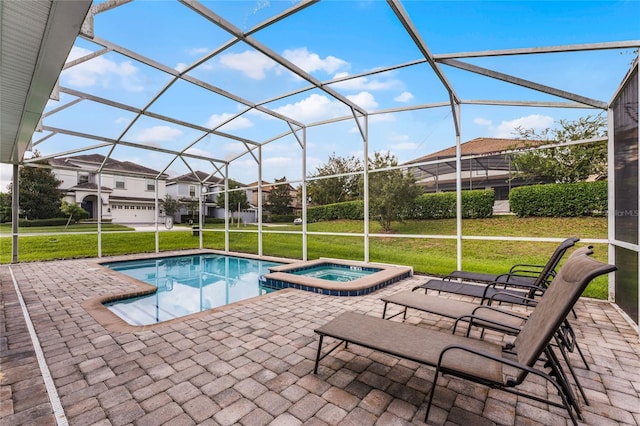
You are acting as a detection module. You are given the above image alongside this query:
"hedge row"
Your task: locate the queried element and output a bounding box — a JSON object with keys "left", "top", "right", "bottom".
{"left": 307, "top": 189, "right": 495, "bottom": 221}
{"left": 18, "top": 218, "right": 69, "bottom": 227}
{"left": 270, "top": 214, "right": 296, "bottom": 223}
{"left": 308, "top": 201, "right": 364, "bottom": 222}
{"left": 509, "top": 181, "right": 607, "bottom": 217}
{"left": 407, "top": 190, "right": 495, "bottom": 219}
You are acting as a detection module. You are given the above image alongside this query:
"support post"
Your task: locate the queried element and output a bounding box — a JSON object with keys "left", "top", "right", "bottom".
{"left": 97, "top": 172, "right": 102, "bottom": 258}
{"left": 11, "top": 164, "right": 19, "bottom": 263}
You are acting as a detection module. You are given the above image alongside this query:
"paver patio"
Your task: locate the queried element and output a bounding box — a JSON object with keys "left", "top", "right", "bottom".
{"left": 1, "top": 250, "right": 639, "bottom": 425}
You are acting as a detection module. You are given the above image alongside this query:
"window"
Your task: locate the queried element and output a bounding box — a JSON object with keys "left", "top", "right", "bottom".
{"left": 146, "top": 179, "right": 155, "bottom": 191}
{"left": 189, "top": 185, "right": 196, "bottom": 197}
{"left": 115, "top": 176, "right": 125, "bottom": 189}
{"left": 78, "top": 172, "right": 89, "bottom": 184}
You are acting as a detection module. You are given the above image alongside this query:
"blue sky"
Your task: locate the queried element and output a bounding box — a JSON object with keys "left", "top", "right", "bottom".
{"left": 2, "top": 0, "right": 639, "bottom": 188}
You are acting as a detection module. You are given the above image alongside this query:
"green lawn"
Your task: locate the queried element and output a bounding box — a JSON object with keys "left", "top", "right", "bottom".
{"left": 0, "top": 216, "right": 610, "bottom": 299}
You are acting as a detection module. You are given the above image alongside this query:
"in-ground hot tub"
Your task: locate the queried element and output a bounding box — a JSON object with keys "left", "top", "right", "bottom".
{"left": 261, "top": 258, "right": 413, "bottom": 296}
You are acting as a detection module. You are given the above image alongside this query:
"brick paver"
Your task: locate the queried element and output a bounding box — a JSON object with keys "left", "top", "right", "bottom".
{"left": 1, "top": 251, "right": 640, "bottom": 425}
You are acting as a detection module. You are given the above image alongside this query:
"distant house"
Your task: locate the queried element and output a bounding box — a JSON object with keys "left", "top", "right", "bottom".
{"left": 404, "top": 137, "right": 543, "bottom": 200}
{"left": 50, "top": 154, "right": 168, "bottom": 224}
{"left": 246, "top": 180, "right": 301, "bottom": 216}
{"left": 166, "top": 171, "right": 256, "bottom": 224}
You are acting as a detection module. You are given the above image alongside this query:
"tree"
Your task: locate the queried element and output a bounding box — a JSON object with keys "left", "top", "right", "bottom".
{"left": 161, "top": 195, "right": 182, "bottom": 218}
{"left": 7, "top": 154, "right": 63, "bottom": 219}
{"left": 511, "top": 115, "right": 608, "bottom": 183}
{"left": 307, "top": 154, "right": 363, "bottom": 205}
{"left": 268, "top": 177, "right": 293, "bottom": 215}
{"left": 180, "top": 196, "right": 200, "bottom": 221}
{"left": 366, "top": 151, "right": 422, "bottom": 232}
{"left": 216, "top": 180, "right": 250, "bottom": 224}
{"left": 60, "top": 200, "right": 89, "bottom": 229}
{"left": 216, "top": 180, "right": 249, "bottom": 211}
{"left": 0, "top": 192, "right": 11, "bottom": 223}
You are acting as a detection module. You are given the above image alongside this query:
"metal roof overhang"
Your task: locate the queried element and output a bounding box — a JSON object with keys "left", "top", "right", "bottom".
{"left": 0, "top": 0, "right": 91, "bottom": 165}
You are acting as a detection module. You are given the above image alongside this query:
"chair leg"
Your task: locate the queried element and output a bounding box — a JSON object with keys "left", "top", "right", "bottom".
{"left": 574, "top": 340, "right": 590, "bottom": 370}
{"left": 314, "top": 335, "right": 324, "bottom": 374}
{"left": 545, "top": 346, "right": 582, "bottom": 422}
{"left": 424, "top": 366, "right": 440, "bottom": 423}
{"left": 554, "top": 335, "right": 590, "bottom": 405}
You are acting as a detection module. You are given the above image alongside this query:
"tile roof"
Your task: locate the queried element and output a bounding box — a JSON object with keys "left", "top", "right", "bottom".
{"left": 405, "top": 137, "right": 545, "bottom": 165}
{"left": 168, "top": 170, "right": 226, "bottom": 184}
{"left": 50, "top": 154, "right": 166, "bottom": 177}
{"left": 68, "top": 182, "right": 113, "bottom": 192}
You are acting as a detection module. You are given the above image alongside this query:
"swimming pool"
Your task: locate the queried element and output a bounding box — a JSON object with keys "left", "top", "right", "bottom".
{"left": 102, "top": 254, "right": 282, "bottom": 326}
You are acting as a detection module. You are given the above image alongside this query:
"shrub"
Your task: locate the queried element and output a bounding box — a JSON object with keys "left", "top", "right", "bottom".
{"left": 271, "top": 214, "right": 295, "bottom": 223}
{"left": 308, "top": 200, "right": 364, "bottom": 222}
{"left": 19, "top": 218, "right": 69, "bottom": 227}
{"left": 306, "top": 190, "right": 494, "bottom": 222}
{"left": 406, "top": 189, "right": 495, "bottom": 219}
{"left": 509, "top": 181, "right": 607, "bottom": 217}
{"left": 204, "top": 217, "right": 226, "bottom": 224}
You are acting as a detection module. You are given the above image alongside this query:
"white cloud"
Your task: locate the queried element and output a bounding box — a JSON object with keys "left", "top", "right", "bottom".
{"left": 494, "top": 114, "right": 554, "bottom": 138}
{"left": 188, "top": 47, "right": 209, "bottom": 56}
{"left": 332, "top": 72, "right": 400, "bottom": 91}
{"left": 206, "top": 113, "right": 254, "bottom": 131}
{"left": 130, "top": 126, "right": 183, "bottom": 143}
{"left": 391, "top": 142, "right": 419, "bottom": 150}
{"left": 115, "top": 117, "right": 130, "bottom": 124}
{"left": 473, "top": 114, "right": 554, "bottom": 138}
{"left": 394, "top": 91, "right": 414, "bottom": 102}
{"left": 346, "top": 92, "right": 378, "bottom": 109}
{"left": 218, "top": 50, "right": 276, "bottom": 80}
{"left": 473, "top": 117, "right": 493, "bottom": 126}
{"left": 175, "top": 62, "right": 188, "bottom": 72}
{"left": 184, "top": 147, "right": 214, "bottom": 158}
{"left": 61, "top": 46, "right": 144, "bottom": 91}
{"left": 263, "top": 156, "right": 297, "bottom": 168}
{"left": 0, "top": 164, "right": 13, "bottom": 191}
{"left": 369, "top": 113, "right": 395, "bottom": 123}
{"left": 274, "top": 93, "right": 344, "bottom": 122}
{"left": 282, "top": 47, "right": 348, "bottom": 74}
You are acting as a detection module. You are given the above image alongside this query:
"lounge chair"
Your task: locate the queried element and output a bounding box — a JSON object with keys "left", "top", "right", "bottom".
{"left": 314, "top": 252, "right": 616, "bottom": 425}
{"left": 412, "top": 237, "right": 580, "bottom": 304}
{"left": 381, "top": 280, "right": 591, "bottom": 404}
{"left": 445, "top": 237, "right": 580, "bottom": 286}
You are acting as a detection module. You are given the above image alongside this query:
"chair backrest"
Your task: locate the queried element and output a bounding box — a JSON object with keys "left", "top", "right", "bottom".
{"left": 513, "top": 251, "right": 616, "bottom": 382}
{"left": 532, "top": 237, "right": 580, "bottom": 288}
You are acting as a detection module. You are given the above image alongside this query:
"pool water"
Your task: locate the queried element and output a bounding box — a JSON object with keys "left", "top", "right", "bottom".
{"left": 103, "top": 254, "right": 281, "bottom": 326}
{"left": 291, "top": 265, "right": 377, "bottom": 282}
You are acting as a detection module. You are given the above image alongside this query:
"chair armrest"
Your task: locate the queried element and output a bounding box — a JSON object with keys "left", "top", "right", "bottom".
{"left": 508, "top": 263, "right": 544, "bottom": 272}
{"left": 452, "top": 313, "right": 522, "bottom": 335}
{"left": 481, "top": 280, "right": 546, "bottom": 300}
{"left": 487, "top": 290, "right": 540, "bottom": 306}
{"left": 471, "top": 305, "right": 529, "bottom": 320}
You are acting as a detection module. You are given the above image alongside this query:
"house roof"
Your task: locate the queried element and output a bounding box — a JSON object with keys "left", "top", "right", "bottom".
{"left": 49, "top": 154, "right": 167, "bottom": 178}
{"left": 405, "top": 137, "right": 544, "bottom": 165}
{"left": 404, "top": 137, "right": 549, "bottom": 181}
{"left": 168, "top": 171, "right": 226, "bottom": 185}
{"left": 67, "top": 182, "right": 113, "bottom": 192}
{"left": 246, "top": 180, "right": 295, "bottom": 191}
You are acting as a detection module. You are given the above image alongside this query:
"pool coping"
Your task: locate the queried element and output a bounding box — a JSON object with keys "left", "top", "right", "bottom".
{"left": 262, "top": 258, "right": 413, "bottom": 296}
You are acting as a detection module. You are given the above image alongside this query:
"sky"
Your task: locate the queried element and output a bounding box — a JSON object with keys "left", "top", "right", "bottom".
{"left": 2, "top": 0, "right": 639, "bottom": 189}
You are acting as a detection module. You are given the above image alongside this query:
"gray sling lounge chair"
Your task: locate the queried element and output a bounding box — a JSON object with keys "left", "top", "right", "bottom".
{"left": 314, "top": 252, "right": 616, "bottom": 425}
{"left": 412, "top": 237, "right": 580, "bottom": 304}
{"left": 445, "top": 236, "right": 579, "bottom": 285}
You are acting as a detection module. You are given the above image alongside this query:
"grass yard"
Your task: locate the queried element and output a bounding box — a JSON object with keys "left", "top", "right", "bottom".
{"left": 0, "top": 216, "right": 609, "bottom": 299}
